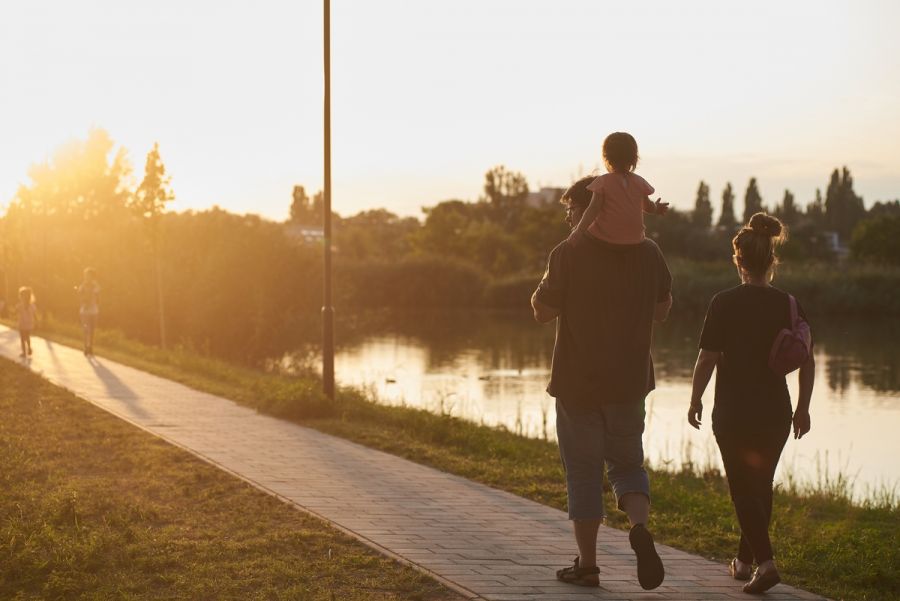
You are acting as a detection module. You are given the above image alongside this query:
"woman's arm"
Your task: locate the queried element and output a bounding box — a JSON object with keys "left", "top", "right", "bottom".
{"left": 793, "top": 352, "right": 815, "bottom": 439}
{"left": 654, "top": 292, "right": 672, "bottom": 322}
{"left": 688, "top": 349, "right": 720, "bottom": 429}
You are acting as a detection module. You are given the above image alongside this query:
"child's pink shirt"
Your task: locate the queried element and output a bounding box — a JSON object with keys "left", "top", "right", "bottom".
{"left": 585, "top": 172, "right": 655, "bottom": 245}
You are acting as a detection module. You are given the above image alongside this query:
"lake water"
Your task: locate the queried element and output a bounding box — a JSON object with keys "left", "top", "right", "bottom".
{"left": 290, "top": 310, "right": 900, "bottom": 502}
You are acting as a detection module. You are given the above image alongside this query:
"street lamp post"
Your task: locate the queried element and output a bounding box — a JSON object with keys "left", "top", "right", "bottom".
{"left": 322, "top": 0, "right": 335, "bottom": 399}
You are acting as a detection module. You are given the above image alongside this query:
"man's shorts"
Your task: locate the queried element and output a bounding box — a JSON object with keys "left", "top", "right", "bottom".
{"left": 555, "top": 398, "right": 650, "bottom": 520}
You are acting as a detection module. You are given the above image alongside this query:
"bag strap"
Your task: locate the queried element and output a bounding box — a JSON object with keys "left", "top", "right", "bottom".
{"left": 788, "top": 294, "right": 798, "bottom": 327}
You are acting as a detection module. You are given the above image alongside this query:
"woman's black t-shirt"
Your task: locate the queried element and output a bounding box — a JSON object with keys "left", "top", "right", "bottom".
{"left": 699, "top": 284, "right": 810, "bottom": 433}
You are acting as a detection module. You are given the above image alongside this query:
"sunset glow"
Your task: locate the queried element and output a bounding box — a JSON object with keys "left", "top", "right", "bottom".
{"left": 1, "top": 0, "right": 897, "bottom": 219}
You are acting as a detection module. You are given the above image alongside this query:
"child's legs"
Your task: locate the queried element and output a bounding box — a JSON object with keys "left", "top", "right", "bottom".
{"left": 20, "top": 331, "right": 27, "bottom": 352}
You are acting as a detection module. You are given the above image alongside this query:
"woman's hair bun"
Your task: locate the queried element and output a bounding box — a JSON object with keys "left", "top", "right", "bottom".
{"left": 748, "top": 212, "right": 783, "bottom": 238}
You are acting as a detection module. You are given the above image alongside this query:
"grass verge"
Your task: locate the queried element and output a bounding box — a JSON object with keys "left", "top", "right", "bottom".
{"left": 0, "top": 359, "right": 461, "bottom": 601}
{"left": 6, "top": 317, "right": 900, "bottom": 601}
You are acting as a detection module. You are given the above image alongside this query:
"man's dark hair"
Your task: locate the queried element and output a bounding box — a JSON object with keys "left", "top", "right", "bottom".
{"left": 560, "top": 175, "right": 595, "bottom": 211}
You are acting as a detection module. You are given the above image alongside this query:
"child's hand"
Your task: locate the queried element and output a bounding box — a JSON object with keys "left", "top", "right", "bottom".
{"left": 653, "top": 198, "right": 669, "bottom": 215}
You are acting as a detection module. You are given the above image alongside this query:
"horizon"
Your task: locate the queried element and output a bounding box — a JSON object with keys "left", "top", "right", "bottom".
{"left": 2, "top": 0, "right": 899, "bottom": 221}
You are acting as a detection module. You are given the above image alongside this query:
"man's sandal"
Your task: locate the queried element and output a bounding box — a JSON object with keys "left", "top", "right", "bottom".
{"left": 629, "top": 523, "right": 665, "bottom": 590}
{"left": 556, "top": 556, "right": 600, "bottom": 587}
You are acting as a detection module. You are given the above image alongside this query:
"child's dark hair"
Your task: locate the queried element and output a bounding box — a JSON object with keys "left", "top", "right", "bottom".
{"left": 603, "top": 132, "right": 639, "bottom": 173}
{"left": 732, "top": 213, "right": 787, "bottom": 280}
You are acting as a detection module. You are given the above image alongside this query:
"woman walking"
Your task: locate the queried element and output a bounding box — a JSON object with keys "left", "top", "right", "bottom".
{"left": 688, "top": 213, "right": 815, "bottom": 594}
{"left": 78, "top": 268, "right": 101, "bottom": 356}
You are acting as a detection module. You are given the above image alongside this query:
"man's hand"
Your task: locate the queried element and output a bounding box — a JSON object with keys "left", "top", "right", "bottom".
{"left": 687, "top": 400, "right": 703, "bottom": 429}
{"left": 792, "top": 409, "right": 811, "bottom": 439}
{"left": 531, "top": 291, "right": 559, "bottom": 323}
{"left": 653, "top": 198, "right": 669, "bottom": 215}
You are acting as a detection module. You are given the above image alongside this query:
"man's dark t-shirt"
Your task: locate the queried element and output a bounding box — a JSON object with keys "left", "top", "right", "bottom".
{"left": 698, "top": 284, "right": 811, "bottom": 433}
{"left": 535, "top": 237, "right": 672, "bottom": 411}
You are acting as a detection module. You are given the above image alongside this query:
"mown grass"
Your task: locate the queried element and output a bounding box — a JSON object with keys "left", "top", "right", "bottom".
{"left": 0, "top": 359, "right": 461, "bottom": 601}
{"left": 5, "top": 317, "right": 899, "bottom": 601}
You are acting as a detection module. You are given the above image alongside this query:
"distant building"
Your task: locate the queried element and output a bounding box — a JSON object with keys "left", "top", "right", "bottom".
{"left": 822, "top": 231, "right": 849, "bottom": 259}
{"left": 284, "top": 222, "right": 324, "bottom": 245}
{"left": 525, "top": 187, "right": 565, "bottom": 208}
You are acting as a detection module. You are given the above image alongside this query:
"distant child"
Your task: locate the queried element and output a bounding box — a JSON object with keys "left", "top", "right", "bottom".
{"left": 571, "top": 132, "right": 668, "bottom": 245}
{"left": 17, "top": 286, "right": 37, "bottom": 357}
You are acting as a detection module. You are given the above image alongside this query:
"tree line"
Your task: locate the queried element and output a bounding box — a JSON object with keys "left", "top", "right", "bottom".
{"left": 1, "top": 129, "right": 897, "bottom": 363}
{"left": 292, "top": 164, "right": 899, "bottom": 268}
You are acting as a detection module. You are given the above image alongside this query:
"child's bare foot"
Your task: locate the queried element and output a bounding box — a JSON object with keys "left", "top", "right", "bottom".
{"left": 653, "top": 198, "right": 669, "bottom": 214}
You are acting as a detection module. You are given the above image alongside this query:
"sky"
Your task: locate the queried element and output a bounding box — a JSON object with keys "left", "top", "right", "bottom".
{"left": 1, "top": 0, "right": 899, "bottom": 221}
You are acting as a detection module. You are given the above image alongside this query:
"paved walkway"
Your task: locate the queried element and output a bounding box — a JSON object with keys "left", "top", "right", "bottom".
{"left": 0, "top": 326, "right": 827, "bottom": 600}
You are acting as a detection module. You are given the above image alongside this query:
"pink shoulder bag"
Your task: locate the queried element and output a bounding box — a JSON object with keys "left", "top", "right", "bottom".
{"left": 768, "top": 294, "right": 811, "bottom": 376}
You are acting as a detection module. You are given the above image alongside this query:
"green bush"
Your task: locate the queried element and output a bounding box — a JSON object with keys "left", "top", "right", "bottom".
{"left": 851, "top": 216, "right": 900, "bottom": 265}
{"left": 337, "top": 255, "right": 488, "bottom": 307}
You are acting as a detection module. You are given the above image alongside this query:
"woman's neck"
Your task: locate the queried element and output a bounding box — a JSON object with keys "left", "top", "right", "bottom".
{"left": 741, "top": 273, "right": 770, "bottom": 287}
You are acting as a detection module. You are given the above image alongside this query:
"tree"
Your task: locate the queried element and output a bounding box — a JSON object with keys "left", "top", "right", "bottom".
{"left": 335, "top": 209, "right": 420, "bottom": 262}
{"left": 3, "top": 128, "right": 134, "bottom": 298}
{"left": 692, "top": 180, "right": 713, "bottom": 229}
{"left": 825, "top": 166, "right": 866, "bottom": 241}
{"left": 290, "top": 185, "right": 324, "bottom": 226}
{"left": 743, "top": 177, "right": 764, "bottom": 223}
{"left": 413, "top": 199, "right": 528, "bottom": 274}
{"left": 133, "top": 143, "right": 174, "bottom": 348}
{"left": 868, "top": 200, "right": 900, "bottom": 218}
{"left": 850, "top": 216, "right": 900, "bottom": 265}
{"left": 482, "top": 165, "right": 529, "bottom": 226}
{"left": 774, "top": 189, "right": 799, "bottom": 227}
{"left": 717, "top": 182, "right": 737, "bottom": 229}
{"left": 806, "top": 188, "right": 825, "bottom": 227}
{"left": 11, "top": 128, "right": 131, "bottom": 219}
{"left": 290, "top": 186, "right": 310, "bottom": 222}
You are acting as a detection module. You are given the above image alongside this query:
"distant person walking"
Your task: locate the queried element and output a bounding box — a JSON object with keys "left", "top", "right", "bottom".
{"left": 78, "top": 268, "right": 101, "bottom": 356}
{"left": 688, "top": 213, "right": 815, "bottom": 594}
{"left": 531, "top": 175, "right": 673, "bottom": 591}
{"left": 16, "top": 286, "right": 37, "bottom": 357}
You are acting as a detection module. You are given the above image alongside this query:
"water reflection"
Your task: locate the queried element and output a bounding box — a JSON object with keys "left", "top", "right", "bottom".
{"left": 284, "top": 310, "right": 900, "bottom": 499}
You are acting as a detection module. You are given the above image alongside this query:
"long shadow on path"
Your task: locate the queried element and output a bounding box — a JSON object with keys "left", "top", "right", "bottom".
{"left": 87, "top": 357, "right": 153, "bottom": 421}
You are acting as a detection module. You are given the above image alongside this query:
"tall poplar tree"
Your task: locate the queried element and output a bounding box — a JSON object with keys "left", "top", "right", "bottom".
{"left": 806, "top": 188, "right": 825, "bottom": 227}
{"left": 718, "top": 182, "right": 737, "bottom": 229}
{"left": 692, "top": 180, "right": 713, "bottom": 228}
{"left": 133, "top": 143, "right": 174, "bottom": 349}
{"left": 825, "top": 166, "right": 866, "bottom": 240}
{"left": 743, "top": 177, "right": 764, "bottom": 223}
{"left": 775, "top": 189, "right": 798, "bottom": 227}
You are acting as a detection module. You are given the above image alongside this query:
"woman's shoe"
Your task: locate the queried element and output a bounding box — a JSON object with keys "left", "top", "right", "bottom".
{"left": 742, "top": 568, "right": 781, "bottom": 594}
{"left": 730, "top": 558, "right": 752, "bottom": 581}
